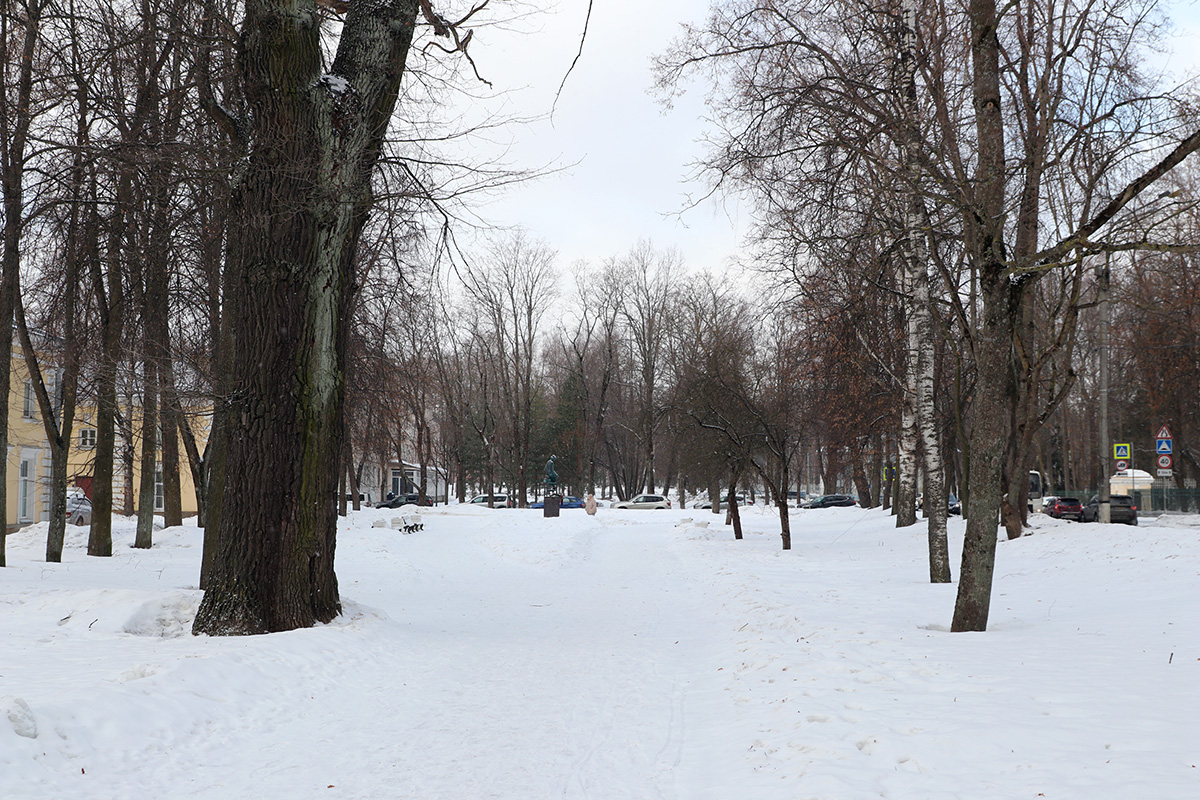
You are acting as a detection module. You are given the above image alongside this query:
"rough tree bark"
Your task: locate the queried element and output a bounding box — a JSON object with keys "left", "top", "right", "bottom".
{"left": 193, "top": 0, "right": 424, "bottom": 635}
{"left": 727, "top": 480, "right": 744, "bottom": 541}
{"left": 894, "top": 391, "right": 919, "bottom": 526}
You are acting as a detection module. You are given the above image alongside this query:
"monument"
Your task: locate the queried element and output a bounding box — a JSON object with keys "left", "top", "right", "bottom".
{"left": 543, "top": 455, "right": 560, "bottom": 517}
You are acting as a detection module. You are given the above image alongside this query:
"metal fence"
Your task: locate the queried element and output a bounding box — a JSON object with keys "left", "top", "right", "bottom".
{"left": 1047, "top": 488, "right": 1200, "bottom": 515}
{"left": 1134, "top": 487, "right": 1200, "bottom": 515}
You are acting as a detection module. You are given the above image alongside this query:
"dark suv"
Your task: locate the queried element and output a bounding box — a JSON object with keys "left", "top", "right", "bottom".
{"left": 380, "top": 493, "right": 433, "bottom": 508}
{"left": 805, "top": 494, "right": 857, "bottom": 508}
{"left": 1046, "top": 497, "right": 1084, "bottom": 521}
{"left": 1082, "top": 495, "right": 1138, "bottom": 525}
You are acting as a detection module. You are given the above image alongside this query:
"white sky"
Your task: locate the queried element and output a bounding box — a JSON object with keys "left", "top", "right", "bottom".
{"left": 446, "top": 0, "right": 1200, "bottom": 273}
{"left": 446, "top": 1, "right": 747, "bottom": 273}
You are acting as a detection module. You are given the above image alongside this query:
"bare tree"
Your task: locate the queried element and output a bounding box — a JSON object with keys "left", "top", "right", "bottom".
{"left": 614, "top": 242, "right": 679, "bottom": 494}
{"left": 460, "top": 230, "right": 557, "bottom": 507}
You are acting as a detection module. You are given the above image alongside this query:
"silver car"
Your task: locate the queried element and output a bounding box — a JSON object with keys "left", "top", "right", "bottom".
{"left": 67, "top": 494, "right": 92, "bottom": 526}
{"left": 612, "top": 494, "right": 671, "bottom": 510}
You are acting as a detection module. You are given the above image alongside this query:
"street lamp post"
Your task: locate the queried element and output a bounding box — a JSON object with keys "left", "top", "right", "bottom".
{"left": 1098, "top": 257, "right": 1111, "bottom": 524}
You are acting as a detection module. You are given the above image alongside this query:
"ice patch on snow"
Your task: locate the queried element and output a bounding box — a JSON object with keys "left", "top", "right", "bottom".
{"left": 123, "top": 594, "right": 199, "bottom": 638}
{"left": 115, "top": 664, "right": 160, "bottom": 683}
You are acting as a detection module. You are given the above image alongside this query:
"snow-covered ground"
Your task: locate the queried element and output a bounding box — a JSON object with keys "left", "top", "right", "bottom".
{"left": 2, "top": 503, "right": 1197, "bottom": 799}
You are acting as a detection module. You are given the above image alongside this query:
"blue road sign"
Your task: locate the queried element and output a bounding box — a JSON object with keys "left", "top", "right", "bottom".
{"left": 1157, "top": 439, "right": 1173, "bottom": 454}
{"left": 1114, "top": 443, "right": 1131, "bottom": 459}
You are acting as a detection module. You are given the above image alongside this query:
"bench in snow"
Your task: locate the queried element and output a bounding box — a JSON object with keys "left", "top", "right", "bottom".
{"left": 387, "top": 514, "right": 424, "bottom": 533}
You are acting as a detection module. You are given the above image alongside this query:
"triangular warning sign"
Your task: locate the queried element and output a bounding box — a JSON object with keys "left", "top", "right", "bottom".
{"left": 1156, "top": 424, "right": 1173, "bottom": 440}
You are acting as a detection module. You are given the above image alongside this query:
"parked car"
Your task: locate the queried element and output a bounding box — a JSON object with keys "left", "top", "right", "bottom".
{"left": 693, "top": 493, "right": 745, "bottom": 510}
{"left": 530, "top": 495, "right": 584, "bottom": 509}
{"left": 67, "top": 493, "right": 92, "bottom": 526}
{"left": 1040, "top": 496, "right": 1058, "bottom": 512}
{"left": 380, "top": 492, "right": 432, "bottom": 508}
{"left": 787, "top": 490, "right": 808, "bottom": 506}
{"left": 948, "top": 494, "right": 962, "bottom": 515}
{"left": 1045, "top": 496, "right": 1084, "bottom": 521}
{"left": 469, "top": 494, "right": 515, "bottom": 508}
{"left": 612, "top": 494, "right": 671, "bottom": 510}
{"left": 803, "top": 494, "right": 857, "bottom": 508}
{"left": 1081, "top": 494, "right": 1138, "bottom": 525}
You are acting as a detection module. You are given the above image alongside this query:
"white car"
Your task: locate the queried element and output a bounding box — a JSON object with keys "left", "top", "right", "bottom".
{"left": 469, "top": 494, "right": 513, "bottom": 508}
{"left": 611, "top": 494, "right": 671, "bottom": 510}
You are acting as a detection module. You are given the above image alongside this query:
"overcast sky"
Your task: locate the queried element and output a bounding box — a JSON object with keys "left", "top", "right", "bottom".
{"left": 442, "top": 1, "right": 745, "bottom": 273}
{"left": 445, "top": 0, "right": 1200, "bottom": 273}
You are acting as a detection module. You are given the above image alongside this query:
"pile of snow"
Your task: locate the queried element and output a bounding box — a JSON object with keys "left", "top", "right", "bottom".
{"left": 2, "top": 505, "right": 1196, "bottom": 798}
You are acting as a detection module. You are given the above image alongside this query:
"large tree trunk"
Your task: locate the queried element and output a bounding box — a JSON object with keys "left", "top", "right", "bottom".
{"left": 867, "top": 435, "right": 883, "bottom": 509}
{"left": 88, "top": 181, "right": 129, "bottom": 557}
{"left": 159, "top": 365, "right": 185, "bottom": 527}
{"left": 120, "top": 396, "right": 137, "bottom": 516}
{"left": 727, "top": 480, "right": 743, "bottom": 541}
{"left": 953, "top": 0, "right": 1010, "bottom": 632}
{"left": 894, "top": 391, "right": 919, "bottom": 527}
{"left": 897, "top": 0, "right": 950, "bottom": 581}
{"left": 193, "top": 0, "right": 422, "bottom": 635}
{"left": 134, "top": 358, "right": 158, "bottom": 549}
{"left": 953, "top": 270, "right": 1015, "bottom": 630}
{"left": 850, "top": 445, "right": 873, "bottom": 510}
{"left": 776, "top": 461, "right": 791, "bottom": 550}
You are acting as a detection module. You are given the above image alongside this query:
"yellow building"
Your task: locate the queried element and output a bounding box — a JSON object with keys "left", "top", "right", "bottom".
{"left": 6, "top": 352, "right": 202, "bottom": 529}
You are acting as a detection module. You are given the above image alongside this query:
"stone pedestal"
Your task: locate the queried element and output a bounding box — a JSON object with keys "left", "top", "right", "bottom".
{"left": 543, "top": 495, "right": 561, "bottom": 517}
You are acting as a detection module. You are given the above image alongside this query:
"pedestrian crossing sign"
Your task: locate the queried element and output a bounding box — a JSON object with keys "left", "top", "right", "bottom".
{"left": 1114, "top": 443, "right": 1131, "bottom": 460}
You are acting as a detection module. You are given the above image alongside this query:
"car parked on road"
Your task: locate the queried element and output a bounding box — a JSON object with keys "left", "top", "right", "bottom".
{"left": 380, "top": 492, "right": 433, "bottom": 508}
{"left": 693, "top": 493, "right": 745, "bottom": 510}
{"left": 1045, "top": 496, "right": 1084, "bottom": 521}
{"left": 1081, "top": 495, "right": 1138, "bottom": 525}
{"left": 803, "top": 494, "right": 857, "bottom": 508}
{"left": 612, "top": 494, "right": 671, "bottom": 510}
{"left": 530, "top": 496, "right": 584, "bottom": 509}
{"left": 469, "top": 494, "right": 515, "bottom": 508}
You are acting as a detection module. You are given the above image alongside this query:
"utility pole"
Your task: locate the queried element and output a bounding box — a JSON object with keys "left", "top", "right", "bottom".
{"left": 1097, "top": 256, "right": 1111, "bottom": 524}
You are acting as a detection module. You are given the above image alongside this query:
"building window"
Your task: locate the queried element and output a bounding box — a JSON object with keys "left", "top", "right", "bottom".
{"left": 79, "top": 428, "right": 97, "bottom": 449}
{"left": 18, "top": 459, "right": 33, "bottom": 521}
{"left": 23, "top": 381, "right": 35, "bottom": 419}
{"left": 391, "top": 470, "right": 404, "bottom": 496}
{"left": 155, "top": 463, "right": 164, "bottom": 512}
